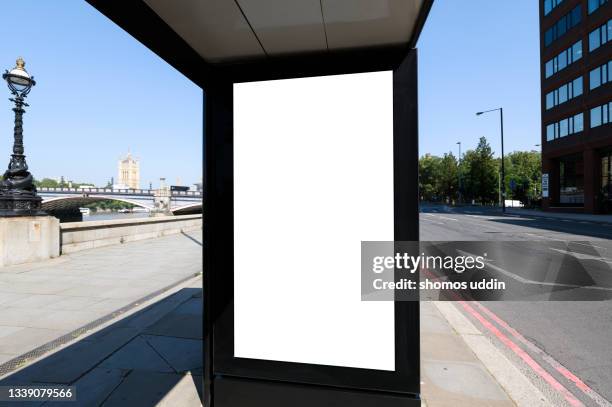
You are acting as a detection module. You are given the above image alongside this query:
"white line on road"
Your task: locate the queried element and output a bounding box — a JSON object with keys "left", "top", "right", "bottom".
{"left": 549, "top": 247, "right": 612, "bottom": 263}
{"left": 421, "top": 219, "right": 445, "bottom": 226}
{"left": 457, "top": 249, "right": 612, "bottom": 291}
{"left": 436, "top": 216, "right": 458, "bottom": 221}
{"left": 568, "top": 241, "right": 607, "bottom": 250}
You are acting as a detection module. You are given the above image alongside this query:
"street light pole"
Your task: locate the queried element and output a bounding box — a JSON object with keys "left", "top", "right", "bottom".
{"left": 456, "top": 141, "right": 462, "bottom": 204}
{"left": 476, "top": 107, "right": 506, "bottom": 213}
{"left": 0, "top": 58, "right": 44, "bottom": 216}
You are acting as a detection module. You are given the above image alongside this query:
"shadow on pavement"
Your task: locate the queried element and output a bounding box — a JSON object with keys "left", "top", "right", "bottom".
{"left": 488, "top": 217, "right": 612, "bottom": 240}
{"left": 0, "top": 287, "right": 203, "bottom": 407}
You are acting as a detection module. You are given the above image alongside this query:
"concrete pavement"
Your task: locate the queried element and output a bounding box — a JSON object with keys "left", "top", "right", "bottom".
{"left": 0, "top": 276, "right": 203, "bottom": 406}
{"left": 2, "top": 272, "right": 543, "bottom": 407}
{"left": 0, "top": 230, "right": 202, "bottom": 374}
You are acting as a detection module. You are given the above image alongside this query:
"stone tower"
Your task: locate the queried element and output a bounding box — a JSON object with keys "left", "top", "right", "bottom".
{"left": 117, "top": 152, "right": 140, "bottom": 189}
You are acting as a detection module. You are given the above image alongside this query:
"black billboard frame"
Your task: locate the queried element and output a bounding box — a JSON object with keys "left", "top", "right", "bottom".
{"left": 204, "top": 50, "right": 421, "bottom": 406}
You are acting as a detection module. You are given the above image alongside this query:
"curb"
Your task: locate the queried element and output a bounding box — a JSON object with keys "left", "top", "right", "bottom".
{"left": 432, "top": 302, "right": 552, "bottom": 407}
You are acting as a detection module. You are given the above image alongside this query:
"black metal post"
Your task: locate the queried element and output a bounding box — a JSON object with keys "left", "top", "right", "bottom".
{"left": 0, "top": 61, "right": 44, "bottom": 216}
{"left": 457, "top": 141, "right": 462, "bottom": 204}
{"left": 476, "top": 107, "right": 506, "bottom": 212}
{"left": 9, "top": 96, "right": 28, "bottom": 171}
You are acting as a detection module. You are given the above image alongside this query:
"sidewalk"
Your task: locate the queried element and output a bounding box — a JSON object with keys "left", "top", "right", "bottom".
{"left": 1, "top": 285, "right": 550, "bottom": 406}
{"left": 506, "top": 207, "right": 612, "bottom": 224}
{"left": 421, "top": 302, "right": 549, "bottom": 406}
{"left": 0, "top": 230, "right": 202, "bottom": 373}
{"left": 0, "top": 276, "right": 203, "bottom": 406}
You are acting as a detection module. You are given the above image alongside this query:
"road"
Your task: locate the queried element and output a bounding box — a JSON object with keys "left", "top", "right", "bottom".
{"left": 421, "top": 204, "right": 612, "bottom": 407}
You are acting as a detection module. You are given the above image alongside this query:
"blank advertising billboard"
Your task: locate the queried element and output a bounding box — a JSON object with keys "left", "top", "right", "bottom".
{"left": 233, "top": 71, "right": 395, "bottom": 371}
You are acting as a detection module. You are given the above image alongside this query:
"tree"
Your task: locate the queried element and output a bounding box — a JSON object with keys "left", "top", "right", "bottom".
{"left": 504, "top": 151, "right": 541, "bottom": 205}
{"left": 437, "top": 152, "right": 459, "bottom": 203}
{"left": 34, "top": 178, "right": 60, "bottom": 188}
{"left": 461, "top": 137, "right": 498, "bottom": 205}
{"left": 419, "top": 154, "right": 442, "bottom": 201}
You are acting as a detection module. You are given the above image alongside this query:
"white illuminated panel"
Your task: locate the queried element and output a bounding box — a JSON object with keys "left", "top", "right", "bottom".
{"left": 233, "top": 71, "right": 395, "bottom": 370}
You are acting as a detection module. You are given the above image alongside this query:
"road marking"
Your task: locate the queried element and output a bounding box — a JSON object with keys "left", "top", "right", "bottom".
{"left": 421, "top": 219, "right": 445, "bottom": 226}
{"left": 436, "top": 216, "right": 458, "bottom": 221}
{"left": 458, "top": 249, "right": 612, "bottom": 291}
{"left": 474, "top": 302, "right": 612, "bottom": 407}
{"left": 549, "top": 247, "right": 612, "bottom": 264}
{"left": 567, "top": 241, "right": 607, "bottom": 250}
{"left": 458, "top": 301, "right": 584, "bottom": 407}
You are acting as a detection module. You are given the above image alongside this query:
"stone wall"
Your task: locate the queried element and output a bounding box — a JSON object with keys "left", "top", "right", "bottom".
{"left": 0, "top": 216, "right": 60, "bottom": 267}
{"left": 60, "top": 214, "right": 202, "bottom": 254}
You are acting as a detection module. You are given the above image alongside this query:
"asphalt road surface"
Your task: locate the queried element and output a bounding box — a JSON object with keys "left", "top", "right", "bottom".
{"left": 421, "top": 204, "right": 612, "bottom": 407}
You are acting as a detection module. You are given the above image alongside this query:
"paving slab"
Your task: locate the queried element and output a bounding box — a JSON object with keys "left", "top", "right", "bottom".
{"left": 0, "top": 327, "right": 65, "bottom": 355}
{"left": 143, "top": 297, "right": 202, "bottom": 340}
{"left": 99, "top": 336, "right": 174, "bottom": 373}
{"left": 6, "top": 327, "right": 140, "bottom": 384}
{"left": 144, "top": 335, "right": 202, "bottom": 373}
{"left": 0, "top": 353, "right": 14, "bottom": 364}
{"left": 0, "top": 231, "right": 202, "bottom": 367}
{"left": 101, "top": 370, "right": 188, "bottom": 407}
{"left": 420, "top": 301, "right": 516, "bottom": 407}
{"left": 43, "top": 368, "right": 126, "bottom": 407}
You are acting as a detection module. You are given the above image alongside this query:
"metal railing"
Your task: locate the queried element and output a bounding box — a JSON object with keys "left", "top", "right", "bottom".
{"left": 37, "top": 187, "right": 202, "bottom": 197}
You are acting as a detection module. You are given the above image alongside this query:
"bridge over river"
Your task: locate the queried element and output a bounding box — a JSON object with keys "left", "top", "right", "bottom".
{"left": 37, "top": 187, "right": 203, "bottom": 219}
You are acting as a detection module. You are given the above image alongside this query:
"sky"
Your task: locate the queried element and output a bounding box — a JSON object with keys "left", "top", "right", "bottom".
{"left": 0, "top": 0, "right": 202, "bottom": 188}
{"left": 418, "top": 0, "right": 541, "bottom": 159}
{"left": 0, "top": 1, "right": 539, "bottom": 187}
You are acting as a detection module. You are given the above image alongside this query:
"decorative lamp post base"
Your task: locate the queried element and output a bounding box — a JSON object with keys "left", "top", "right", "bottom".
{"left": 0, "top": 194, "right": 46, "bottom": 217}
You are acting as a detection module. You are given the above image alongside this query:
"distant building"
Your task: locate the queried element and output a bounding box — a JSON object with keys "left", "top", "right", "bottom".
{"left": 115, "top": 152, "right": 140, "bottom": 189}
{"left": 540, "top": 0, "right": 612, "bottom": 213}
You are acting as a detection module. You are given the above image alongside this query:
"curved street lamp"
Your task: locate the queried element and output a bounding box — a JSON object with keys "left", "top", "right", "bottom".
{"left": 0, "top": 57, "right": 44, "bottom": 216}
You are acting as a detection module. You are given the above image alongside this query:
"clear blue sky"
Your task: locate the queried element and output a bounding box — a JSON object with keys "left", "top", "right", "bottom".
{"left": 0, "top": 0, "right": 538, "bottom": 187}
{"left": 418, "top": 0, "right": 541, "bottom": 159}
{"left": 0, "top": 0, "right": 202, "bottom": 188}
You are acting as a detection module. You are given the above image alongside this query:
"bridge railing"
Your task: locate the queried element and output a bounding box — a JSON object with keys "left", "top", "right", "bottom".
{"left": 37, "top": 187, "right": 202, "bottom": 198}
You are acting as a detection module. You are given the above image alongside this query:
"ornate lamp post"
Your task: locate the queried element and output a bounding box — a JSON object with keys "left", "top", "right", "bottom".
{"left": 0, "top": 58, "right": 44, "bottom": 216}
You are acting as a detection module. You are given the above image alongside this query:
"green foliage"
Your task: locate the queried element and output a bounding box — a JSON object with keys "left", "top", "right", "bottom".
{"left": 84, "top": 200, "right": 135, "bottom": 211}
{"left": 419, "top": 152, "right": 458, "bottom": 203}
{"left": 438, "top": 153, "right": 459, "bottom": 202}
{"left": 34, "top": 178, "right": 60, "bottom": 188}
{"left": 504, "top": 150, "right": 541, "bottom": 205}
{"left": 461, "top": 137, "right": 498, "bottom": 205}
{"left": 419, "top": 137, "right": 542, "bottom": 207}
{"left": 419, "top": 154, "right": 442, "bottom": 201}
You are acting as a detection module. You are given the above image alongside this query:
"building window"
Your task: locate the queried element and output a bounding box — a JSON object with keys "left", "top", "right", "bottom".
{"left": 589, "top": 60, "right": 612, "bottom": 90}
{"left": 588, "top": 0, "right": 608, "bottom": 14}
{"left": 545, "top": 6, "right": 581, "bottom": 47}
{"left": 545, "top": 76, "right": 583, "bottom": 110}
{"left": 590, "top": 101, "right": 612, "bottom": 128}
{"left": 589, "top": 19, "right": 612, "bottom": 52}
{"left": 545, "top": 40, "right": 582, "bottom": 78}
{"left": 546, "top": 112, "right": 585, "bottom": 141}
{"left": 559, "top": 158, "right": 584, "bottom": 204}
{"left": 544, "top": 0, "right": 565, "bottom": 16}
